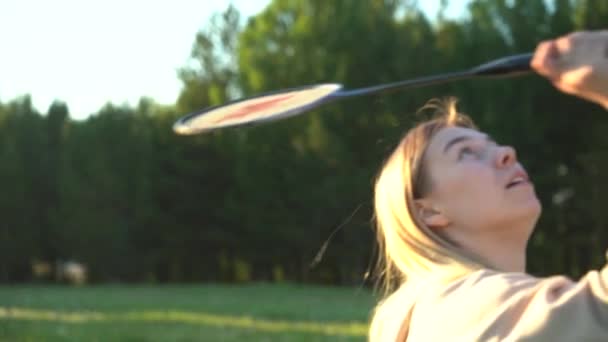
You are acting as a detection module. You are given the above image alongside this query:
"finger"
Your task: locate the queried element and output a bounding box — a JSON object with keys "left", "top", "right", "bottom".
{"left": 552, "top": 67, "right": 593, "bottom": 95}
{"left": 553, "top": 80, "right": 607, "bottom": 107}
{"left": 552, "top": 34, "right": 579, "bottom": 67}
{"left": 552, "top": 80, "right": 578, "bottom": 96}
{"left": 531, "top": 40, "right": 559, "bottom": 79}
{"left": 558, "top": 66, "right": 593, "bottom": 88}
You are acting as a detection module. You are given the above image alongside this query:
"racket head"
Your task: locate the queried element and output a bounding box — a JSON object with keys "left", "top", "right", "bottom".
{"left": 173, "top": 83, "right": 342, "bottom": 135}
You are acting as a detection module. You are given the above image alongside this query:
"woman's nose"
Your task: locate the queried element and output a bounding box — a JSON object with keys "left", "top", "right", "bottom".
{"left": 496, "top": 145, "right": 517, "bottom": 168}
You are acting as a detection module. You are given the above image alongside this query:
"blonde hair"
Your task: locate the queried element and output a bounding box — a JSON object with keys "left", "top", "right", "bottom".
{"left": 368, "top": 98, "right": 486, "bottom": 341}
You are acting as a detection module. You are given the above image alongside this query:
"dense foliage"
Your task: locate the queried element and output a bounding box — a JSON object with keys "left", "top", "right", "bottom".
{"left": 1, "top": 0, "right": 607, "bottom": 284}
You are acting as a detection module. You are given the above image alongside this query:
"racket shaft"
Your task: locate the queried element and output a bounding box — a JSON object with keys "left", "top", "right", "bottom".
{"left": 335, "top": 53, "right": 532, "bottom": 97}
{"left": 336, "top": 71, "right": 472, "bottom": 97}
{"left": 471, "top": 53, "right": 533, "bottom": 76}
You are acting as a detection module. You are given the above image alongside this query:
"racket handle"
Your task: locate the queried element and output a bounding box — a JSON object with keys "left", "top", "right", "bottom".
{"left": 471, "top": 52, "right": 533, "bottom": 77}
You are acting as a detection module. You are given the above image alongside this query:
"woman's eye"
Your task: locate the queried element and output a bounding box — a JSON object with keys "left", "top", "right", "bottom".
{"left": 459, "top": 147, "right": 476, "bottom": 159}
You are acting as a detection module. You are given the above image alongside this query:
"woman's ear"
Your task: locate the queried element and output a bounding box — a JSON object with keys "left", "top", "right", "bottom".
{"left": 415, "top": 198, "right": 450, "bottom": 228}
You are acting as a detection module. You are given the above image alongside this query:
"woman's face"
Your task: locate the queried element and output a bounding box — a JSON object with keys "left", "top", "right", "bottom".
{"left": 419, "top": 126, "right": 541, "bottom": 235}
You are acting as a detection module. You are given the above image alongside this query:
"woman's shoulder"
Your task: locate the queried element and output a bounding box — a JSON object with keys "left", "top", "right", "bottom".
{"left": 414, "top": 268, "right": 580, "bottom": 320}
{"left": 435, "top": 266, "right": 608, "bottom": 302}
{"left": 438, "top": 268, "right": 558, "bottom": 298}
{"left": 408, "top": 267, "right": 608, "bottom": 341}
{"left": 413, "top": 269, "right": 543, "bottom": 321}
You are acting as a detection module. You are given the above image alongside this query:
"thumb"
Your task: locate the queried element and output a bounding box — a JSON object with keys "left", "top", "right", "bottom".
{"left": 531, "top": 40, "right": 560, "bottom": 81}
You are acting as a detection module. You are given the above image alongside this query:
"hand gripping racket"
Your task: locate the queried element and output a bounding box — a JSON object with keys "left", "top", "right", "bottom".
{"left": 173, "top": 52, "right": 533, "bottom": 135}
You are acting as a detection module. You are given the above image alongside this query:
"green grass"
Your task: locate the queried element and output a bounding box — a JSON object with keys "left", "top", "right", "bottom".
{"left": 0, "top": 283, "right": 376, "bottom": 341}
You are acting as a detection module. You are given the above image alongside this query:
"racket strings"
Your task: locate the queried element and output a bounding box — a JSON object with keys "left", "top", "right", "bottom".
{"left": 175, "top": 84, "right": 341, "bottom": 134}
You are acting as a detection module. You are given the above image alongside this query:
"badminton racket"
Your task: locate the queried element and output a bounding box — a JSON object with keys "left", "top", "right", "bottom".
{"left": 173, "top": 52, "right": 533, "bottom": 135}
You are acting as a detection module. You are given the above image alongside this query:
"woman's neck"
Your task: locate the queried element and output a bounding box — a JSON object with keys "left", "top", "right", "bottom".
{"left": 446, "top": 224, "right": 530, "bottom": 273}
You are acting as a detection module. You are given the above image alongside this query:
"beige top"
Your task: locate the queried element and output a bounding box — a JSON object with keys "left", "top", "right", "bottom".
{"left": 391, "top": 265, "right": 608, "bottom": 341}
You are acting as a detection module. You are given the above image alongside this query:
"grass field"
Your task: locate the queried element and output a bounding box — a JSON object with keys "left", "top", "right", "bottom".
{"left": 0, "top": 283, "right": 376, "bottom": 341}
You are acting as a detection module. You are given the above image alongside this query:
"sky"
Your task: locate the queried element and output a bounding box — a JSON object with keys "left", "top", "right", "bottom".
{"left": 0, "top": 0, "right": 467, "bottom": 120}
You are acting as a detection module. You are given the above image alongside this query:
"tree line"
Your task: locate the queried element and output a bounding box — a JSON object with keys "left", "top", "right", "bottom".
{"left": 1, "top": 0, "right": 608, "bottom": 284}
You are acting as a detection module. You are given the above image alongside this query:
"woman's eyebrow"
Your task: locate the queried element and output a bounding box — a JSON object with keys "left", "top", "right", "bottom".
{"left": 443, "top": 134, "right": 493, "bottom": 154}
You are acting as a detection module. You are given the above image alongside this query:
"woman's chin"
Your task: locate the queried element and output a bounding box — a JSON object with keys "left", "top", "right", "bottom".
{"left": 504, "top": 194, "right": 542, "bottom": 226}
{"left": 520, "top": 196, "right": 542, "bottom": 222}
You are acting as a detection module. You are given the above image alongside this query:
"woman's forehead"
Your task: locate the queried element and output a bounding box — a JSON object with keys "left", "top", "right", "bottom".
{"left": 427, "top": 126, "right": 485, "bottom": 156}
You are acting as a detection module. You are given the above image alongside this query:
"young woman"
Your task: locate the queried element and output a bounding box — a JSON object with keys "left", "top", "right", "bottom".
{"left": 369, "top": 30, "right": 608, "bottom": 341}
